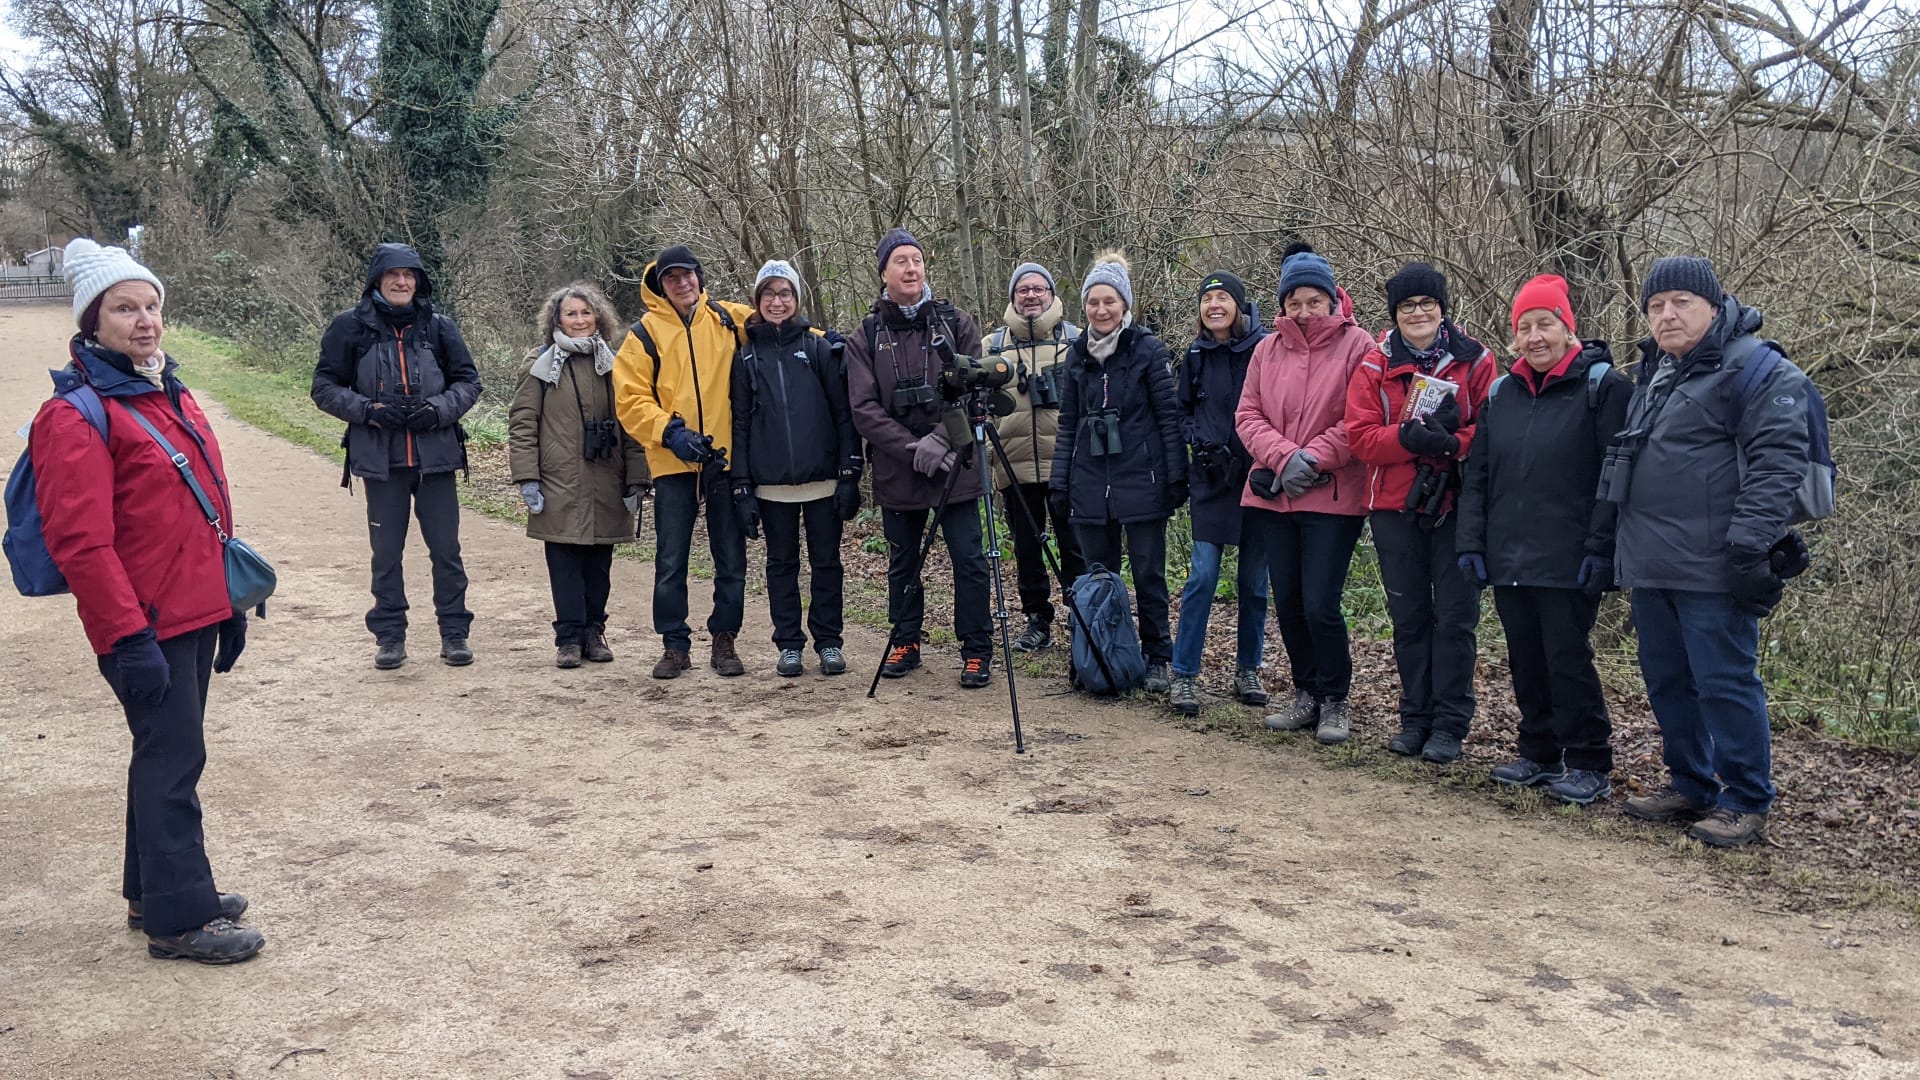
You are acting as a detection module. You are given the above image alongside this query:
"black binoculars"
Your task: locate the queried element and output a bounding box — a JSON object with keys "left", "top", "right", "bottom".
{"left": 1083, "top": 409, "right": 1124, "bottom": 458}
{"left": 893, "top": 376, "right": 939, "bottom": 411}
{"left": 1404, "top": 463, "right": 1451, "bottom": 519}
{"left": 1597, "top": 441, "right": 1636, "bottom": 505}
{"left": 1025, "top": 365, "right": 1061, "bottom": 409}
{"left": 582, "top": 417, "right": 621, "bottom": 461}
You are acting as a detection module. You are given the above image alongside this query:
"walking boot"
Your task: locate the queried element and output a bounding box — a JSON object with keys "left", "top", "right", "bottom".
{"left": 1262, "top": 691, "right": 1319, "bottom": 731}
{"left": 1687, "top": 808, "right": 1767, "bottom": 848}
{"left": 129, "top": 893, "right": 248, "bottom": 931}
{"left": 820, "top": 646, "right": 848, "bottom": 675}
{"left": 555, "top": 644, "right": 583, "bottom": 669}
{"left": 1420, "top": 732, "right": 1464, "bottom": 764}
{"left": 1169, "top": 675, "right": 1201, "bottom": 716}
{"left": 1387, "top": 726, "right": 1429, "bottom": 757}
{"left": 960, "top": 655, "right": 992, "bottom": 689}
{"left": 374, "top": 639, "right": 406, "bottom": 670}
{"left": 880, "top": 643, "right": 921, "bottom": 678}
{"left": 147, "top": 917, "right": 264, "bottom": 965}
{"left": 1622, "top": 785, "right": 1713, "bottom": 824}
{"left": 652, "top": 647, "right": 692, "bottom": 680}
{"left": 1143, "top": 662, "right": 1172, "bottom": 694}
{"left": 583, "top": 629, "right": 614, "bottom": 663}
{"left": 777, "top": 649, "right": 804, "bottom": 677}
{"left": 1315, "top": 699, "right": 1351, "bottom": 745}
{"left": 1013, "top": 615, "right": 1052, "bottom": 653}
{"left": 1233, "top": 668, "right": 1269, "bottom": 707}
{"left": 1491, "top": 757, "right": 1567, "bottom": 788}
{"left": 711, "top": 632, "right": 746, "bottom": 677}
{"left": 1546, "top": 769, "right": 1613, "bottom": 806}
{"left": 440, "top": 635, "right": 473, "bottom": 667}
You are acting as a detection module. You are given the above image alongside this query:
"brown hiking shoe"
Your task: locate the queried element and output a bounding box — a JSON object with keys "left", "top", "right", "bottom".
{"left": 583, "top": 631, "right": 614, "bottom": 663}
{"left": 1688, "top": 808, "right": 1768, "bottom": 848}
{"left": 652, "top": 647, "right": 692, "bottom": 679}
{"left": 1622, "top": 786, "right": 1713, "bottom": 824}
{"left": 711, "top": 632, "right": 745, "bottom": 677}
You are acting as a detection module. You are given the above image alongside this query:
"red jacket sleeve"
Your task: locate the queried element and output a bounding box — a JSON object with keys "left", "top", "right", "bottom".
{"left": 1345, "top": 348, "right": 1413, "bottom": 468}
{"left": 1450, "top": 348, "right": 1499, "bottom": 461}
{"left": 30, "top": 399, "right": 148, "bottom": 648}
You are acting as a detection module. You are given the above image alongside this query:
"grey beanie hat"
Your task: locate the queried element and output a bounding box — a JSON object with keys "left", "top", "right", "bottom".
{"left": 1081, "top": 259, "right": 1134, "bottom": 311}
{"left": 1640, "top": 256, "right": 1723, "bottom": 312}
{"left": 753, "top": 259, "right": 803, "bottom": 304}
{"left": 1008, "top": 262, "right": 1055, "bottom": 302}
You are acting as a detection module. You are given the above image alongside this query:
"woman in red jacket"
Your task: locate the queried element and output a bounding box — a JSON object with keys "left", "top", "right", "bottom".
{"left": 1235, "top": 244, "right": 1374, "bottom": 744}
{"left": 1345, "top": 262, "right": 1497, "bottom": 764}
{"left": 29, "top": 239, "right": 264, "bottom": 964}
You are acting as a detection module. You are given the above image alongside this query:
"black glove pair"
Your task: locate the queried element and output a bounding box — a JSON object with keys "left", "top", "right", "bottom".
{"left": 1189, "top": 441, "right": 1229, "bottom": 484}
{"left": 733, "top": 485, "right": 761, "bottom": 540}
{"left": 835, "top": 471, "right": 863, "bottom": 522}
{"left": 1048, "top": 487, "right": 1071, "bottom": 528}
{"left": 1248, "top": 469, "right": 1283, "bottom": 500}
{"left": 1398, "top": 394, "right": 1461, "bottom": 458}
{"left": 1727, "top": 545, "right": 1784, "bottom": 618}
{"left": 367, "top": 397, "right": 437, "bottom": 432}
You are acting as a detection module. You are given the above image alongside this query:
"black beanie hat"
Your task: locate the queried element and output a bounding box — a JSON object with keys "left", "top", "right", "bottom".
{"left": 1385, "top": 262, "right": 1449, "bottom": 316}
{"left": 1640, "top": 256, "right": 1723, "bottom": 312}
{"left": 1196, "top": 270, "right": 1248, "bottom": 314}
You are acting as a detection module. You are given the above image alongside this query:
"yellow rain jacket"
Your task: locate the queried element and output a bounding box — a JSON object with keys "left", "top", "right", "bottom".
{"left": 612, "top": 262, "right": 753, "bottom": 479}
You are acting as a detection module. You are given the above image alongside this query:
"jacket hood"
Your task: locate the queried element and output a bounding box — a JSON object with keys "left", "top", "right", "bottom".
{"left": 639, "top": 258, "right": 712, "bottom": 322}
{"left": 60, "top": 335, "right": 175, "bottom": 398}
{"left": 1003, "top": 296, "right": 1066, "bottom": 341}
{"left": 1381, "top": 316, "right": 1485, "bottom": 373}
{"left": 1273, "top": 288, "right": 1361, "bottom": 352}
{"left": 363, "top": 243, "right": 433, "bottom": 299}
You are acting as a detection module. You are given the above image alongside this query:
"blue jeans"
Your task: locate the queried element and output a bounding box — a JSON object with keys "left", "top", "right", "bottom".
{"left": 652, "top": 470, "right": 747, "bottom": 650}
{"left": 1631, "top": 588, "right": 1774, "bottom": 814}
{"left": 1171, "top": 525, "right": 1269, "bottom": 677}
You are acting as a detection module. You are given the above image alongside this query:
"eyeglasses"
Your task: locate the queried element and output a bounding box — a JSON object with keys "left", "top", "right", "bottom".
{"left": 1014, "top": 286, "right": 1053, "bottom": 298}
{"left": 1396, "top": 299, "right": 1440, "bottom": 316}
{"left": 761, "top": 288, "right": 796, "bottom": 301}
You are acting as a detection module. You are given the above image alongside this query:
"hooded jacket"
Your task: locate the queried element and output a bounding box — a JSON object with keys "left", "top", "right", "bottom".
{"left": 1178, "top": 309, "right": 1269, "bottom": 544}
{"left": 1235, "top": 299, "right": 1373, "bottom": 520}
{"left": 730, "top": 315, "right": 861, "bottom": 489}
{"left": 1456, "top": 341, "right": 1633, "bottom": 587}
{"left": 507, "top": 347, "right": 651, "bottom": 546}
{"left": 845, "top": 294, "right": 986, "bottom": 512}
{"left": 1347, "top": 316, "right": 1497, "bottom": 512}
{"left": 312, "top": 244, "right": 482, "bottom": 483}
{"left": 1613, "top": 297, "right": 1812, "bottom": 592}
{"left": 1049, "top": 324, "right": 1187, "bottom": 526}
{"left": 31, "top": 339, "right": 235, "bottom": 654}
{"left": 984, "top": 297, "right": 1079, "bottom": 489}
{"left": 610, "top": 259, "right": 754, "bottom": 480}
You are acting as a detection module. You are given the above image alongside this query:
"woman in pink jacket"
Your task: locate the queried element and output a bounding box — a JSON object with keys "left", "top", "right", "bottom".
{"left": 1235, "top": 243, "right": 1376, "bottom": 744}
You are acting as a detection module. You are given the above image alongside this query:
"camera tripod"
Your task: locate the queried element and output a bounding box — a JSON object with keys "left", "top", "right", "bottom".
{"left": 866, "top": 389, "right": 1119, "bottom": 755}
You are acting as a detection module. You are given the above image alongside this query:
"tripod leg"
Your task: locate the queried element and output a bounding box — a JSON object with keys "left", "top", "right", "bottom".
{"left": 867, "top": 454, "right": 968, "bottom": 698}
{"left": 974, "top": 422, "right": 1025, "bottom": 754}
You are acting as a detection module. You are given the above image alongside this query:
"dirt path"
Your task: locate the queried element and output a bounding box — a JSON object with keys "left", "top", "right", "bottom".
{"left": 1, "top": 302, "right": 1914, "bottom": 1079}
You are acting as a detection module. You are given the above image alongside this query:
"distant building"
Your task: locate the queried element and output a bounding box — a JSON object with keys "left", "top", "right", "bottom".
{"left": 25, "top": 246, "right": 62, "bottom": 275}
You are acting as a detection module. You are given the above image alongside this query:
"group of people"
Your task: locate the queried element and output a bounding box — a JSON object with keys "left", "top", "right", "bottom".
{"left": 27, "top": 225, "right": 1810, "bottom": 964}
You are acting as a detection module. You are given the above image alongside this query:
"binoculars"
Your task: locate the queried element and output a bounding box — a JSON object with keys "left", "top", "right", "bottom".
{"left": 1082, "top": 409, "right": 1124, "bottom": 458}
{"left": 582, "top": 417, "right": 621, "bottom": 461}
{"left": 1598, "top": 441, "right": 1636, "bottom": 505}
{"left": 892, "top": 376, "right": 940, "bottom": 412}
{"left": 1404, "top": 463, "right": 1451, "bottom": 519}
{"left": 1024, "top": 365, "right": 1061, "bottom": 409}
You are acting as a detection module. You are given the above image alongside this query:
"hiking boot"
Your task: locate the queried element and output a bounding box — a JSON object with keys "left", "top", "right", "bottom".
{"left": 820, "top": 646, "right": 847, "bottom": 676}
{"left": 1622, "top": 785, "right": 1713, "bottom": 824}
{"left": 555, "top": 644, "right": 583, "bottom": 669}
{"left": 1262, "top": 691, "right": 1319, "bottom": 732}
{"left": 440, "top": 635, "right": 473, "bottom": 667}
{"left": 583, "top": 631, "right": 614, "bottom": 663}
{"left": 652, "top": 647, "right": 692, "bottom": 680}
{"left": 880, "top": 643, "right": 921, "bottom": 679}
{"left": 1688, "top": 808, "right": 1768, "bottom": 848}
{"left": 1233, "top": 668, "right": 1269, "bottom": 707}
{"left": 1491, "top": 757, "right": 1567, "bottom": 788}
{"left": 1421, "top": 732, "right": 1464, "bottom": 764}
{"left": 1143, "top": 663, "right": 1172, "bottom": 694}
{"left": 1013, "top": 615, "right": 1052, "bottom": 653}
{"left": 147, "top": 917, "right": 264, "bottom": 965}
{"left": 960, "top": 655, "right": 992, "bottom": 689}
{"left": 1169, "top": 675, "right": 1201, "bottom": 717}
{"left": 1546, "top": 769, "right": 1613, "bottom": 806}
{"left": 1387, "top": 727, "right": 1429, "bottom": 757}
{"left": 128, "top": 893, "right": 247, "bottom": 932}
{"left": 374, "top": 640, "right": 406, "bottom": 670}
{"left": 1315, "top": 699, "right": 1351, "bottom": 745}
{"left": 777, "top": 649, "right": 804, "bottom": 677}
{"left": 710, "top": 632, "right": 745, "bottom": 677}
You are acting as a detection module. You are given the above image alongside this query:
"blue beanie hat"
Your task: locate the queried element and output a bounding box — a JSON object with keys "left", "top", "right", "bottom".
{"left": 1277, "top": 242, "right": 1337, "bottom": 306}
{"left": 876, "top": 228, "right": 922, "bottom": 279}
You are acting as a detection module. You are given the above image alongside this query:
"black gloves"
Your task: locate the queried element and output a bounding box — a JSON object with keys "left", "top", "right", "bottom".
{"left": 1048, "top": 487, "right": 1071, "bottom": 528}
{"left": 1577, "top": 556, "right": 1613, "bottom": 599}
{"left": 1189, "top": 441, "right": 1229, "bottom": 484}
{"left": 404, "top": 401, "right": 439, "bottom": 431}
{"left": 1727, "top": 545, "right": 1784, "bottom": 618}
{"left": 835, "top": 472, "right": 863, "bottom": 522}
{"left": 111, "top": 627, "right": 171, "bottom": 707}
{"left": 732, "top": 485, "right": 761, "bottom": 541}
{"left": 1398, "top": 417, "right": 1459, "bottom": 459}
{"left": 1770, "top": 531, "right": 1811, "bottom": 580}
{"left": 1427, "top": 393, "right": 1462, "bottom": 433}
{"left": 365, "top": 402, "right": 397, "bottom": 429}
{"left": 213, "top": 614, "right": 247, "bottom": 674}
{"left": 1167, "top": 480, "right": 1189, "bottom": 510}
{"left": 663, "top": 416, "right": 711, "bottom": 463}
{"left": 1248, "top": 468, "right": 1283, "bottom": 500}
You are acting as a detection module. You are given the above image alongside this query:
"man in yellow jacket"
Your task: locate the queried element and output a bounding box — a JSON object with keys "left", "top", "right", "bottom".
{"left": 613, "top": 244, "right": 753, "bottom": 679}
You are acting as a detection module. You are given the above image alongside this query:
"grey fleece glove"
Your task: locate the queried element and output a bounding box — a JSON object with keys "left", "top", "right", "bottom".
{"left": 907, "top": 430, "right": 956, "bottom": 477}
{"left": 520, "top": 482, "right": 544, "bottom": 515}
{"left": 1280, "top": 450, "right": 1320, "bottom": 497}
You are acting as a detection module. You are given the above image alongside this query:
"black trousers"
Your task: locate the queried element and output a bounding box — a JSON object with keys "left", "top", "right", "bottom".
{"left": 761, "top": 496, "right": 845, "bottom": 652}
{"left": 1370, "top": 510, "right": 1480, "bottom": 737}
{"left": 364, "top": 467, "right": 471, "bottom": 643}
{"left": 1262, "top": 509, "right": 1366, "bottom": 700}
{"left": 882, "top": 500, "right": 992, "bottom": 656}
{"left": 1074, "top": 518, "right": 1172, "bottom": 665}
{"left": 1000, "top": 481, "right": 1085, "bottom": 623}
{"left": 97, "top": 625, "right": 222, "bottom": 937}
{"left": 1493, "top": 586, "right": 1613, "bottom": 771}
{"left": 544, "top": 542, "right": 614, "bottom": 647}
{"left": 653, "top": 471, "right": 747, "bottom": 649}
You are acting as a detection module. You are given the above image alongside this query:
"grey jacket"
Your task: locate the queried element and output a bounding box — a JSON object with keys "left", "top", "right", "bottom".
{"left": 1612, "top": 298, "right": 1811, "bottom": 592}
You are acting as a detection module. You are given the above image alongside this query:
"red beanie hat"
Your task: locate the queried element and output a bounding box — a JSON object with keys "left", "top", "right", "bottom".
{"left": 1510, "top": 274, "right": 1576, "bottom": 336}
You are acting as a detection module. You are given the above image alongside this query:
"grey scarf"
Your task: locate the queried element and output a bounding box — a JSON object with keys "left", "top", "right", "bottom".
{"left": 1084, "top": 314, "right": 1132, "bottom": 363}
{"left": 532, "top": 330, "right": 614, "bottom": 384}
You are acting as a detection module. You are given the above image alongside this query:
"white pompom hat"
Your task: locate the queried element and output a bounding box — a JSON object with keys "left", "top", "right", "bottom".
{"left": 64, "top": 237, "right": 165, "bottom": 330}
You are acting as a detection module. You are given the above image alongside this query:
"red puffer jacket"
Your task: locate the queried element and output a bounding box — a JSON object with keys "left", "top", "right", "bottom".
{"left": 1345, "top": 323, "right": 1497, "bottom": 512}
{"left": 31, "top": 341, "right": 234, "bottom": 654}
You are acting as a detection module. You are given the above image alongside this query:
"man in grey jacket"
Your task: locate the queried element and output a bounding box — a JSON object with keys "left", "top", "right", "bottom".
{"left": 1610, "top": 257, "right": 1810, "bottom": 848}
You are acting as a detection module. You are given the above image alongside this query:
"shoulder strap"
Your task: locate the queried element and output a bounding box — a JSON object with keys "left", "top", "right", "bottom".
{"left": 115, "top": 403, "right": 227, "bottom": 538}
{"left": 707, "top": 300, "right": 744, "bottom": 345}
{"left": 861, "top": 313, "right": 881, "bottom": 358}
{"left": 1488, "top": 373, "right": 1508, "bottom": 403}
{"left": 1585, "top": 361, "right": 1611, "bottom": 410}
{"left": 1720, "top": 336, "right": 1782, "bottom": 434}
{"left": 59, "top": 383, "right": 110, "bottom": 441}
{"left": 631, "top": 319, "right": 665, "bottom": 405}
{"left": 1061, "top": 323, "right": 1082, "bottom": 342}
{"left": 986, "top": 327, "right": 1008, "bottom": 354}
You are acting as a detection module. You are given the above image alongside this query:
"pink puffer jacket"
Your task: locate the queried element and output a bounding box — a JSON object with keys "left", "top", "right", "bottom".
{"left": 1234, "top": 289, "right": 1375, "bottom": 517}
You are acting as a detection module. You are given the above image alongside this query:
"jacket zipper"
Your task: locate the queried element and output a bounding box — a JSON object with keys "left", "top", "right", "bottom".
{"left": 775, "top": 356, "right": 796, "bottom": 468}
{"left": 395, "top": 328, "right": 415, "bottom": 467}
{"left": 684, "top": 309, "right": 705, "bottom": 436}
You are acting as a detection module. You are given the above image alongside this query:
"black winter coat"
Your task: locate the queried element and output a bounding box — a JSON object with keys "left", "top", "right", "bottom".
{"left": 1176, "top": 313, "right": 1267, "bottom": 545}
{"left": 312, "top": 244, "right": 482, "bottom": 483}
{"left": 730, "top": 316, "right": 861, "bottom": 488}
{"left": 1456, "top": 341, "right": 1632, "bottom": 588}
{"left": 1050, "top": 325, "right": 1187, "bottom": 525}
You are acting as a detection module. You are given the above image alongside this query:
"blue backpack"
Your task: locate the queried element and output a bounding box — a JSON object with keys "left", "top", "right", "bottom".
{"left": 1067, "top": 564, "right": 1148, "bottom": 695}
{"left": 1721, "top": 336, "right": 1836, "bottom": 524}
{"left": 5, "top": 380, "right": 110, "bottom": 596}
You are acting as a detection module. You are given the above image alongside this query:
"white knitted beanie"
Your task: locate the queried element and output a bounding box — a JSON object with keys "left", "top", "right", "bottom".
{"left": 65, "top": 237, "right": 165, "bottom": 329}
{"left": 753, "top": 259, "right": 803, "bottom": 304}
